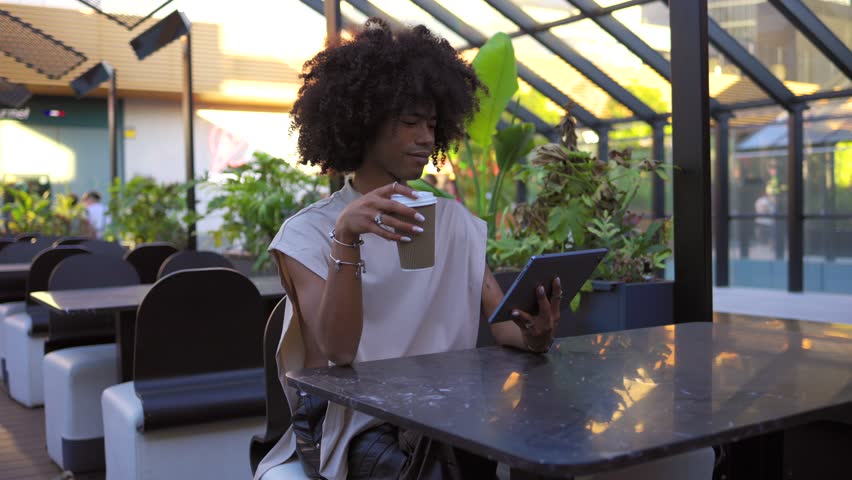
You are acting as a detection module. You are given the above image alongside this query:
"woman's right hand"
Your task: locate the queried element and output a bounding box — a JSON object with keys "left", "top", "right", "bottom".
{"left": 335, "top": 182, "right": 426, "bottom": 243}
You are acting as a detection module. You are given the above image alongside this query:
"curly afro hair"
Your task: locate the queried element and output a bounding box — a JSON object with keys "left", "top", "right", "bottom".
{"left": 290, "top": 18, "right": 485, "bottom": 174}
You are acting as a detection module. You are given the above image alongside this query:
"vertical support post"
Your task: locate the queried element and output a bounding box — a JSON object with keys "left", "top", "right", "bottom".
{"left": 714, "top": 112, "right": 732, "bottom": 286}
{"left": 325, "top": 0, "right": 345, "bottom": 193}
{"left": 652, "top": 120, "right": 666, "bottom": 219}
{"left": 596, "top": 125, "right": 610, "bottom": 161}
{"left": 787, "top": 104, "right": 805, "bottom": 291}
{"left": 670, "top": 0, "right": 712, "bottom": 323}
{"left": 108, "top": 71, "right": 118, "bottom": 182}
{"left": 183, "top": 32, "right": 197, "bottom": 250}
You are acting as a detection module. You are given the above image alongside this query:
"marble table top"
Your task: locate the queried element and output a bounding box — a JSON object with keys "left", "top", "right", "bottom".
{"left": 287, "top": 321, "right": 852, "bottom": 476}
{"left": 30, "top": 276, "right": 284, "bottom": 314}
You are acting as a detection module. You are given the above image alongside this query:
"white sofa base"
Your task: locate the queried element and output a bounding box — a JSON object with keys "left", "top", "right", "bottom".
{"left": 0, "top": 301, "right": 26, "bottom": 384}
{"left": 4, "top": 311, "right": 45, "bottom": 407}
{"left": 102, "top": 381, "right": 264, "bottom": 480}
{"left": 44, "top": 343, "right": 118, "bottom": 472}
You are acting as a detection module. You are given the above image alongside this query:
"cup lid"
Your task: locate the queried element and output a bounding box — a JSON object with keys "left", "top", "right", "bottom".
{"left": 391, "top": 191, "right": 436, "bottom": 208}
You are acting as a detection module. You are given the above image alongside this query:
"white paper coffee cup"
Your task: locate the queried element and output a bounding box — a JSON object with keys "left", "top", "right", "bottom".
{"left": 390, "top": 191, "right": 437, "bottom": 270}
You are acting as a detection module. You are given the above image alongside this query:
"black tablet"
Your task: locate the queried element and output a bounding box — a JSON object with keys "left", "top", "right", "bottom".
{"left": 488, "top": 249, "right": 608, "bottom": 325}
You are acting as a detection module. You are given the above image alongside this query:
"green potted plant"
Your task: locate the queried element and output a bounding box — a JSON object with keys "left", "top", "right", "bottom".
{"left": 107, "top": 176, "right": 199, "bottom": 249}
{"left": 1, "top": 188, "right": 91, "bottom": 237}
{"left": 447, "top": 33, "right": 537, "bottom": 238}
{"left": 488, "top": 109, "right": 674, "bottom": 336}
{"left": 205, "top": 152, "right": 327, "bottom": 273}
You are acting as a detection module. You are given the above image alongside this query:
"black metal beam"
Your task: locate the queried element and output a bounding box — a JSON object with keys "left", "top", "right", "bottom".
{"left": 714, "top": 112, "right": 732, "bottom": 287}
{"left": 787, "top": 104, "right": 806, "bottom": 291}
{"left": 651, "top": 120, "right": 665, "bottom": 219}
{"left": 409, "top": 0, "right": 600, "bottom": 128}
{"left": 568, "top": 0, "right": 669, "bottom": 79}
{"left": 670, "top": 0, "right": 712, "bottom": 322}
{"left": 596, "top": 125, "right": 610, "bottom": 162}
{"left": 346, "top": 0, "right": 405, "bottom": 30}
{"left": 108, "top": 71, "right": 118, "bottom": 181}
{"left": 768, "top": 0, "right": 852, "bottom": 81}
{"left": 301, "top": 0, "right": 359, "bottom": 30}
{"left": 483, "top": 0, "right": 658, "bottom": 122}
{"left": 710, "top": 89, "right": 852, "bottom": 115}
{"left": 182, "top": 33, "right": 196, "bottom": 250}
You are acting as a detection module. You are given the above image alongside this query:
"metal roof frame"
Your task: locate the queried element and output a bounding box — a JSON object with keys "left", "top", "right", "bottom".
{"left": 483, "top": 0, "right": 658, "bottom": 122}
{"left": 411, "top": 0, "right": 600, "bottom": 128}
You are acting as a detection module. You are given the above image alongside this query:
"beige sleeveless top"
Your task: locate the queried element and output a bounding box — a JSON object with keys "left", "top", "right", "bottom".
{"left": 254, "top": 180, "right": 486, "bottom": 480}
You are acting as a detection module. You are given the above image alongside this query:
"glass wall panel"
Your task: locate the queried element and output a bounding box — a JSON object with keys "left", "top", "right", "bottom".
{"left": 550, "top": 19, "right": 671, "bottom": 113}
{"left": 804, "top": 219, "right": 852, "bottom": 293}
{"left": 729, "top": 218, "right": 789, "bottom": 290}
{"left": 512, "top": 35, "right": 632, "bottom": 118}
{"left": 432, "top": 0, "right": 520, "bottom": 35}
{"left": 804, "top": 98, "right": 852, "bottom": 215}
{"left": 367, "top": 0, "right": 467, "bottom": 47}
{"left": 708, "top": 0, "right": 850, "bottom": 93}
{"left": 730, "top": 106, "right": 788, "bottom": 217}
{"left": 610, "top": 2, "right": 771, "bottom": 104}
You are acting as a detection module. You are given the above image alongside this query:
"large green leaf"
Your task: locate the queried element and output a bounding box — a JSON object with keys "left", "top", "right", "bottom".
{"left": 493, "top": 122, "right": 535, "bottom": 171}
{"left": 467, "top": 33, "right": 518, "bottom": 149}
{"left": 410, "top": 178, "right": 454, "bottom": 199}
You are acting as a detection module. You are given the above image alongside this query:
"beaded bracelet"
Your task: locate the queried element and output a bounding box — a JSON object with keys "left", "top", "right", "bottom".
{"left": 329, "top": 253, "right": 366, "bottom": 279}
{"left": 329, "top": 229, "right": 364, "bottom": 248}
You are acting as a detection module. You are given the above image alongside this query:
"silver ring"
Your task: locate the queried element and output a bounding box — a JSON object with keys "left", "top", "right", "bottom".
{"left": 374, "top": 213, "right": 384, "bottom": 227}
{"left": 392, "top": 181, "right": 398, "bottom": 193}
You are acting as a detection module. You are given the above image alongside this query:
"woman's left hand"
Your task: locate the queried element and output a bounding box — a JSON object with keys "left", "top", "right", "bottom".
{"left": 511, "top": 277, "right": 562, "bottom": 353}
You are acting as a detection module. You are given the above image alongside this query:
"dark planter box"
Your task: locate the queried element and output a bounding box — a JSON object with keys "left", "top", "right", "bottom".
{"left": 561, "top": 280, "right": 673, "bottom": 336}
{"left": 477, "top": 272, "right": 673, "bottom": 347}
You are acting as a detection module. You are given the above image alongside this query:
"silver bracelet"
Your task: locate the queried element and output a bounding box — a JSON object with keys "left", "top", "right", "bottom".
{"left": 329, "top": 253, "right": 366, "bottom": 278}
{"left": 329, "top": 229, "right": 364, "bottom": 248}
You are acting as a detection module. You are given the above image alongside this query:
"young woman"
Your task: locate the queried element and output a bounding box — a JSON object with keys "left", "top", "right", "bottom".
{"left": 255, "top": 18, "right": 561, "bottom": 480}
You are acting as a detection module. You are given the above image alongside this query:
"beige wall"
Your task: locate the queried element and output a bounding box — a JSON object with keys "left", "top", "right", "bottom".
{"left": 0, "top": 3, "right": 303, "bottom": 109}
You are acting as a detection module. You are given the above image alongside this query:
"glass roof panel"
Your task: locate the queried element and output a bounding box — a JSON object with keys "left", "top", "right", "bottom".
{"left": 517, "top": 78, "right": 567, "bottom": 125}
{"left": 612, "top": 3, "right": 770, "bottom": 105}
{"left": 512, "top": 35, "right": 631, "bottom": 118}
{"left": 340, "top": 2, "right": 370, "bottom": 31}
{"left": 507, "top": 0, "right": 580, "bottom": 24}
{"left": 801, "top": 0, "right": 852, "bottom": 48}
{"left": 432, "top": 0, "right": 521, "bottom": 36}
{"left": 593, "top": 0, "right": 634, "bottom": 7}
{"left": 365, "top": 0, "right": 468, "bottom": 48}
{"left": 708, "top": 0, "right": 850, "bottom": 94}
{"left": 550, "top": 19, "right": 671, "bottom": 113}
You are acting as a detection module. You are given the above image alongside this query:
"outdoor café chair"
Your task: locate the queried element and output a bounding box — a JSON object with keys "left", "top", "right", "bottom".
{"left": 251, "top": 294, "right": 308, "bottom": 480}
{"left": 156, "top": 250, "right": 234, "bottom": 279}
{"left": 75, "top": 239, "right": 127, "bottom": 257}
{"left": 124, "top": 242, "right": 178, "bottom": 284}
{"left": 42, "top": 254, "right": 140, "bottom": 471}
{"left": 101, "top": 268, "right": 265, "bottom": 480}
{"left": 3, "top": 246, "right": 88, "bottom": 406}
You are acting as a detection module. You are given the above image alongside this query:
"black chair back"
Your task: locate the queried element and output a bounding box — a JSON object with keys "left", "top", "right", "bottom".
{"left": 134, "top": 268, "right": 265, "bottom": 431}
{"left": 0, "top": 236, "right": 53, "bottom": 264}
{"left": 74, "top": 239, "right": 126, "bottom": 257}
{"left": 45, "top": 254, "right": 141, "bottom": 353}
{"left": 250, "top": 295, "right": 290, "bottom": 474}
{"left": 27, "top": 246, "right": 90, "bottom": 306}
{"left": 0, "top": 238, "right": 14, "bottom": 253}
{"left": 157, "top": 250, "right": 234, "bottom": 279}
{"left": 53, "top": 236, "right": 90, "bottom": 247}
{"left": 124, "top": 243, "right": 179, "bottom": 284}
{"left": 14, "top": 233, "right": 37, "bottom": 242}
